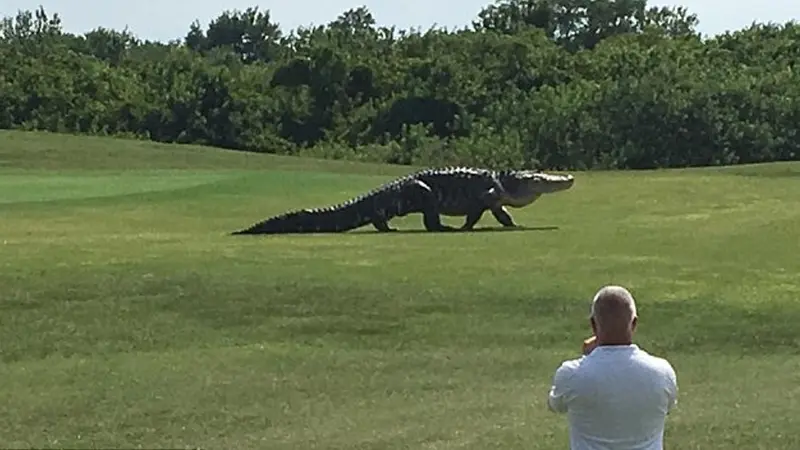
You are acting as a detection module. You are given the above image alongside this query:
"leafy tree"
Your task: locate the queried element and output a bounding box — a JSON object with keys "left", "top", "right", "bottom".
{"left": 185, "top": 6, "right": 284, "bottom": 63}
{"left": 0, "top": 2, "right": 798, "bottom": 169}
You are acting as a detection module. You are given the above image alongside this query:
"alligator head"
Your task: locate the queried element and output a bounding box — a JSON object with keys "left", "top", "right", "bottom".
{"left": 496, "top": 169, "right": 575, "bottom": 207}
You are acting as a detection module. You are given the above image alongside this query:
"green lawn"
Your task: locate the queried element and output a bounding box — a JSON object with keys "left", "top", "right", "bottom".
{"left": 1, "top": 130, "right": 799, "bottom": 449}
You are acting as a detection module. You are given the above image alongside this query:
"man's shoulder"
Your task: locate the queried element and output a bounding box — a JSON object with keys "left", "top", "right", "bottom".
{"left": 553, "top": 356, "right": 586, "bottom": 380}
{"left": 634, "top": 348, "right": 677, "bottom": 375}
{"left": 559, "top": 355, "right": 586, "bottom": 370}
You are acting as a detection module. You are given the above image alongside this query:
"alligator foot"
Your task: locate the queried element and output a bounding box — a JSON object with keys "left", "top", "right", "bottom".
{"left": 461, "top": 209, "right": 487, "bottom": 231}
{"left": 490, "top": 206, "right": 519, "bottom": 228}
{"left": 428, "top": 224, "right": 461, "bottom": 232}
{"left": 372, "top": 221, "right": 397, "bottom": 232}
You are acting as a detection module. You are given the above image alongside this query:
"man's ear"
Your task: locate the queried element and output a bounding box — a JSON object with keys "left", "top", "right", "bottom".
{"left": 590, "top": 317, "right": 597, "bottom": 333}
{"left": 631, "top": 316, "right": 638, "bottom": 331}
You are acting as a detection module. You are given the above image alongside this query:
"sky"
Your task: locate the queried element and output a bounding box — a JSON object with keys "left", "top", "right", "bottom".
{"left": 3, "top": 0, "right": 799, "bottom": 42}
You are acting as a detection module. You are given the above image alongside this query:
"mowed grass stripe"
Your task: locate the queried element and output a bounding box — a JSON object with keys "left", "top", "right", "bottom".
{"left": 0, "top": 346, "right": 798, "bottom": 449}
{"left": 0, "top": 171, "right": 240, "bottom": 204}
{"left": 1, "top": 130, "right": 799, "bottom": 448}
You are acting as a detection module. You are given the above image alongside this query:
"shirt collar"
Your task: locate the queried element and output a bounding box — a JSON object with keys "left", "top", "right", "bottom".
{"left": 593, "top": 344, "right": 639, "bottom": 352}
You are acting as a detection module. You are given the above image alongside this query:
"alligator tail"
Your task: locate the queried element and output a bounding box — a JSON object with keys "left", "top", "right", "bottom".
{"left": 230, "top": 200, "right": 372, "bottom": 235}
{"left": 230, "top": 211, "right": 305, "bottom": 235}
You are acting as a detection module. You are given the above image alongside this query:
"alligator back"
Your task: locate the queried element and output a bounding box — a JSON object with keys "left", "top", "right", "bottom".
{"left": 410, "top": 167, "right": 498, "bottom": 216}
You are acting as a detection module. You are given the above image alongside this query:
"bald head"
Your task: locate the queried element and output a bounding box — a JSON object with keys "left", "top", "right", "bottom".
{"left": 590, "top": 285, "right": 638, "bottom": 342}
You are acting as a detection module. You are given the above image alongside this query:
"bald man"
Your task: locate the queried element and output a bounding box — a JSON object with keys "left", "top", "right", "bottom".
{"left": 547, "top": 285, "right": 678, "bottom": 450}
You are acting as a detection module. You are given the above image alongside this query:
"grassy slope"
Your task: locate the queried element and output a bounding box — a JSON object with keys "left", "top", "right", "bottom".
{"left": 1, "top": 130, "right": 800, "bottom": 449}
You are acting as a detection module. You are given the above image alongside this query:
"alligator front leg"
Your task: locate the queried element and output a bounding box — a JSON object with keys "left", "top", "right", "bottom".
{"left": 490, "top": 206, "right": 519, "bottom": 228}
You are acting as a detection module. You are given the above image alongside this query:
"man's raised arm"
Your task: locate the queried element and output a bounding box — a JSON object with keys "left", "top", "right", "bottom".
{"left": 547, "top": 360, "right": 578, "bottom": 413}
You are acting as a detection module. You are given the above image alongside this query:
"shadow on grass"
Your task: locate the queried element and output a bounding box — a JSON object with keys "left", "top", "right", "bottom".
{"left": 355, "top": 225, "right": 560, "bottom": 234}
{"left": 228, "top": 225, "right": 559, "bottom": 236}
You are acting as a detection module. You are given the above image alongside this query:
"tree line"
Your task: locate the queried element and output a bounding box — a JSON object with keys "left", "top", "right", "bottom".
{"left": 1, "top": 1, "right": 798, "bottom": 170}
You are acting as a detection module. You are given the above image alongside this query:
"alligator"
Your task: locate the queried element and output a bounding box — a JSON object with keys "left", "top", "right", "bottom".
{"left": 230, "top": 166, "right": 575, "bottom": 235}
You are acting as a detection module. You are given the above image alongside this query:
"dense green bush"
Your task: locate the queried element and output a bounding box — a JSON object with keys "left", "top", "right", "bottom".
{"left": 1, "top": 2, "right": 798, "bottom": 169}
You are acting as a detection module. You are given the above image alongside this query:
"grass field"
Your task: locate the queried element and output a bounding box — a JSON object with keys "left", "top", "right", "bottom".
{"left": 1, "top": 129, "right": 800, "bottom": 449}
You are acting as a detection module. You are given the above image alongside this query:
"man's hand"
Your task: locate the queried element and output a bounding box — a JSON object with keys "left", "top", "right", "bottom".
{"left": 582, "top": 336, "right": 598, "bottom": 355}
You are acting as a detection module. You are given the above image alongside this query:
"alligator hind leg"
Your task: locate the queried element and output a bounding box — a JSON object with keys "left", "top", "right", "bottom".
{"left": 423, "top": 212, "right": 456, "bottom": 232}
{"left": 372, "top": 220, "right": 396, "bottom": 232}
{"left": 490, "top": 206, "right": 519, "bottom": 228}
{"left": 461, "top": 209, "right": 486, "bottom": 230}
{"left": 406, "top": 180, "right": 456, "bottom": 232}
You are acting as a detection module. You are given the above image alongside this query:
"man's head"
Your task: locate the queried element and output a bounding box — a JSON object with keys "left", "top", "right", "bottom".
{"left": 589, "top": 285, "right": 638, "bottom": 345}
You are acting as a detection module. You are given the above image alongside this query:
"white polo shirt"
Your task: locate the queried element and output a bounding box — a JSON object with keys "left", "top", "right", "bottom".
{"left": 547, "top": 344, "right": 678, "bottom": 450}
